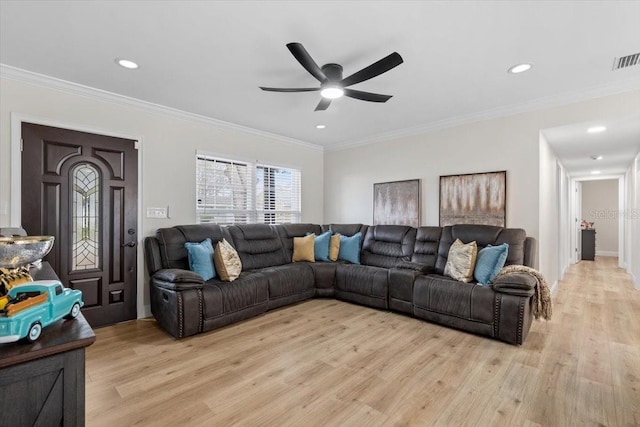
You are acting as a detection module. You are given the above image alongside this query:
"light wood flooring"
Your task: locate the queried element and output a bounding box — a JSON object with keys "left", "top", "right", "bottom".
{"left": 86, "top": 257, "right": 639, "bottom": 426}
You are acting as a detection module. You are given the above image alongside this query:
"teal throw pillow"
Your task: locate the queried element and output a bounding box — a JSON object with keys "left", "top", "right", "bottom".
{"left": 185, "top": 238, "right": 216, "bottom": 281}
{"left": 338, "top": 232, "right": 362, "bottom": 264}
{"left": 313, "top": 230, "right": 331, "bottom": 262}
{"left": 474, "top": 243, "right": 509, "bottom": 285}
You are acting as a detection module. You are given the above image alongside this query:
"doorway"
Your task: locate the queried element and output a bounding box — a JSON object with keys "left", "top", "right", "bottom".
{"left": 20, "top": 123, "right": 138, "bottom": 327}
{"left": 569, "top": 176, "right": 625, "bottom": 268}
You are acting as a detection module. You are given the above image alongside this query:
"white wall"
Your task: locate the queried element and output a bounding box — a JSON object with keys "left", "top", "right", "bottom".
{"left": 539, "top": 134, "right": 560, "bottom": 288}
{"left": 582, "top": 179, "right": 619, "bottom": 256}
{"left": 324, "top": 90, "right": 640, "bottom": 281}
{"left": 627, "top": 153, "right": 640, "bottom": 288}
{"left": 0, "top": 76, "right": 324, "bottom": 316}
{"left": 557, "top": 162, "right": 571, "bottom": 281}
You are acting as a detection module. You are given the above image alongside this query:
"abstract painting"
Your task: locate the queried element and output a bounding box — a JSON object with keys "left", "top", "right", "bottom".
{"left": 373, "top": 179, "right": 420, "bottom": 227}
{"left": 439, "top": 171, "right": 506, "bottom": 227}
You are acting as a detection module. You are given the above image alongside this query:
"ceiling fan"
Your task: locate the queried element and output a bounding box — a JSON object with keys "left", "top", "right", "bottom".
{"left": 260, "top": 42, "right": 403, "bottom": 111}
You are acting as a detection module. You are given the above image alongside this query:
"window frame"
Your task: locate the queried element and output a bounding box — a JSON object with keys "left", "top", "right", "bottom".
{"left": 195, "top": 151, "right": 301, "bottom": 225}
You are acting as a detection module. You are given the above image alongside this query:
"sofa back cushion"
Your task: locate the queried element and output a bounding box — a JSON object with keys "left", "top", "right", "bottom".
{"left": 360, "top": 225, "right": 416, "bottom": 268}
{"left": 322, "top": 224, "right": 369, "bottom": 238}
{"left": 435, "top": 225, "right": 527, "bottom": 275}
{"left": 495, "top": 228, "right": 527, "bottom": 266}
{"left": 156, "top": 224, "right": 225, "bottom": 270}
{"left": 226, "top": 224, "right": 288, "bottom": 270}
{"left": 276, "top": 223, "right": 323, "bottom": 261}
{"left": 411, "top": 226, "right": 442, "bottom": 269}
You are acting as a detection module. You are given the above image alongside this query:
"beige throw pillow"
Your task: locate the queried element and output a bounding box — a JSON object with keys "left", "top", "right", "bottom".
{"left": 214, "top": 238, "right": 242, "bottom": 282}
{"left": 329, "top": 233, "right": 341, "bottom": 261}
{"left": 444, "top": 238, "right": 478, "bottom": 283}
{"left": 292, "top": 234, "right": 315, "bottom": 262}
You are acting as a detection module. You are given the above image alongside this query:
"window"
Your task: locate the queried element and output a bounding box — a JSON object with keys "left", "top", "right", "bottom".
{"left": 71, "top": 163, "right": 100, "bottom": 271}
{"left": 196, "top": 154, "right": 301, "bottom": 225}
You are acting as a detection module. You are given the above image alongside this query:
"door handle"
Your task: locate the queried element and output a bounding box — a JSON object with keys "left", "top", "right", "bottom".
{"left": 122, "top": 241, "right": 137, "bottom": 248}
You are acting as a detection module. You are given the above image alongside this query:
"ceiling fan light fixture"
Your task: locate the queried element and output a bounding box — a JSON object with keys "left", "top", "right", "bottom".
{"left": 508, "top": 63, "right": 532, "bottom": 74}
{"left": 320, "top": 86, "right": 344, "bottom": 99}
{"left": 115, "top": 58, "right": 138, "bottom": 69}
{"left": 587, "top": 126, "right": 606, "bottom": 133}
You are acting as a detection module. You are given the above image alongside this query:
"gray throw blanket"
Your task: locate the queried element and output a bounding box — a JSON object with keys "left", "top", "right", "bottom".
{"left": 494, "top": 265, "right": 553, "bottom": 320}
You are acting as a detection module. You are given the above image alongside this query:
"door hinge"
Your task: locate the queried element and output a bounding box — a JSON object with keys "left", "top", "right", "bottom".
{"left": 20, "top": 138, "right": 23, "bottom": 151}
{"left": 134, "top": 140, "right": 140, "bottom": 150}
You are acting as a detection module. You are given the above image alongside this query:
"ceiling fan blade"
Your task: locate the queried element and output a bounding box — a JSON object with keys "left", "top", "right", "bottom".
{"left": 260, "top": 87, "right": 320, "bottom": 92}
{"left": 344, "top": 89, "right": 392, "bottom": 103}
{"left": 340, "top": 52, "right": 403, "bottom": 87}
{"left": 315, "top": 98, "right": 331, "bottom": 111}
{"left": 287, "top": 42, "right": 327, "bottom": 82}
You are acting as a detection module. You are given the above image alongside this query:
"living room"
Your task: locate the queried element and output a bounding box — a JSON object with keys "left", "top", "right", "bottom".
{"left": 1, "top": 1, "right": 639, "bottom": 426}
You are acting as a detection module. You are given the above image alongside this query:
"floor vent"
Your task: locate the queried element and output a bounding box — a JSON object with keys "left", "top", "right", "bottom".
{"left": 613, "top": 52, "right": 640, "bottom": 70}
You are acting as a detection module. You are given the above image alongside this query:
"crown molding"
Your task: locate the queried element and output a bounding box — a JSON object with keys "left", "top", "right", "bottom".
{"left": 326, "top": 77, "right": 640, "bottom": 151}
{"left": 0, "top": 64, "right": 324, "bottom": 152}
{"left": 3, "top": 63, "right": 638, "bottom": 154}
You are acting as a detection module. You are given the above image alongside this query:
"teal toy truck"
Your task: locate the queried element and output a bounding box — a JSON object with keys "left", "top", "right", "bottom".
{"left": 0, "top": 280, "right": 83, "bottom": 343}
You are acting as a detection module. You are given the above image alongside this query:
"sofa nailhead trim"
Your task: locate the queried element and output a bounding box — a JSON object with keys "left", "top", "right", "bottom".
{"left": 517, "top": 297, "right": 525, "bottom": 345}
{"left": 177, "top": 292, "right": 184, "bottom": 338}
{"left": 197, "top": 289, "right": 204, "bottom": 333}
{"left": 493, "top": 294, "right": 502, "bottom": 338}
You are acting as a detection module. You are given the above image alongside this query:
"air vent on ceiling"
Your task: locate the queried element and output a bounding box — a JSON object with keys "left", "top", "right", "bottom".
{"left": 612, "top": 52, "right": 640, "bottom": 70}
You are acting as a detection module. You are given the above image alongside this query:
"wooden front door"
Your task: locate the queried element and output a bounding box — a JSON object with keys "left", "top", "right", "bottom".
{"left": 21, "top": 123, "right": 138, "bottom": 327}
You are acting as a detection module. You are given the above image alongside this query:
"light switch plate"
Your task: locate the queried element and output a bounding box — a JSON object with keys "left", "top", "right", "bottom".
{"left": 146, "top": 207, "right": 167, "bottom": 219}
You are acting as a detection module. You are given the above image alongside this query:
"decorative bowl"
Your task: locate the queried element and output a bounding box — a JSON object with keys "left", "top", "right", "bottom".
{"left": 0, "top": 236, "right": 55, "bottom": 269}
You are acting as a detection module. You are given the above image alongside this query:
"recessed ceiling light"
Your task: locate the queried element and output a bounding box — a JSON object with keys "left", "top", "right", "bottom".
{"left": 587, "top": 126, "right": 606, "bottom": 133}
{"left": 315, "top": 124, "right": 326, "bottom": 129}
{"left": 508, "top": 63, "right": 532, "bottom": 74}
{"left": 115, "top": 58, "right": 139, "bottom": 69}
{"left": 591, "top": 170, "right": 601, "bottom": 175}
{"left": 590, "top": 155, "right": 603, "bottom": 160}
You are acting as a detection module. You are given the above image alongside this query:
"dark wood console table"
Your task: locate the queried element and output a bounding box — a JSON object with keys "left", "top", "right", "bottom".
{"left": 0, "top": 262, "right": 96, "bottom": 426}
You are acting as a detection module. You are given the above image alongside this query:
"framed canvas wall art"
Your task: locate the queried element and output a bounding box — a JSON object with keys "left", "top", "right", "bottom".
{"left": 439, "top": 171, "right": 506, "bottom": 227}
{"left": 373, "top": 179, "right": 420, "bottom": 227}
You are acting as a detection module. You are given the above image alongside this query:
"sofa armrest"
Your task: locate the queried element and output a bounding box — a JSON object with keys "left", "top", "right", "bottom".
{"left": 492, "top": 272, "right": 536, "bottom": 297}
{"left": 151, "top": 268, "right": 205, "bottom": 291}
{"left": 394, "top": 261, "right": 433, "bottom": 274}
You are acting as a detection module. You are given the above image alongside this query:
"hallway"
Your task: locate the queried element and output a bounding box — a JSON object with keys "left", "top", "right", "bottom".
{"left": 545, "top": 256, "right": 639, "bottom": 425}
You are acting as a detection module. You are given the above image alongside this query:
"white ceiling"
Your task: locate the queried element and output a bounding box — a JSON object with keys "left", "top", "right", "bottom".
{"left": 1, "top": 1, "right": 639, "bottom": 167}
{"left": 543, "top": 114, "right": 640, "bottom": 177}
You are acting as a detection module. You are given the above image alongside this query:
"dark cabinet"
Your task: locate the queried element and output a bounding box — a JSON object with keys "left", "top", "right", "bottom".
{"left": 581, "top": 229, "right": 596, "bottom": 261}
{"left": 0, "top": 263, "right": 95, "bottom": 426}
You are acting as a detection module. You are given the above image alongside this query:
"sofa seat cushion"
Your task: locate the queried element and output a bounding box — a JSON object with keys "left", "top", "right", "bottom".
{"left": 256, "top": 263, "right": 315, "bottom": 299}
{"left": 201, "top": 272, "right": 268, "bottom": 319}
{"left": 413, "top": 274, "right": 494, "bottom": 323}
{"left": 310, "top": 262, "right": 338, "bottom": 291}
{"left": 335, "top": 264, "right": 388, "bottom": 308}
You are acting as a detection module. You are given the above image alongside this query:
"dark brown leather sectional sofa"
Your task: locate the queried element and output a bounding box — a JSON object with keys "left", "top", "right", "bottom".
{"left": 144, "top": 223, "right": 537, "bottom": 345}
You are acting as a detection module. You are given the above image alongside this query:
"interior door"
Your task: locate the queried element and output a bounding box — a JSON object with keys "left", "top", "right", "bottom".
{"left": 21, "top": 123, "right": 138, "bottom": 327}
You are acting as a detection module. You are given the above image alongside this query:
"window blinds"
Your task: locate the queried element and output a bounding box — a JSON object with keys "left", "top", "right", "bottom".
{"left": 196, "top": 154, "right": 301, "bottom": 225}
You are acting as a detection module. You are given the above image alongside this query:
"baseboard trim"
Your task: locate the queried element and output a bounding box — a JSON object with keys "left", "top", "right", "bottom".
{"left": 550, "top": 280, "right": 559, "bottom": 297}
{"left": 140, "top": 304, "right": 152, "bottom": 319}
{"left": 595, "top": 251, "right": 618, "bottom": 257}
